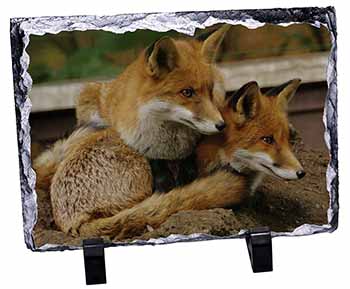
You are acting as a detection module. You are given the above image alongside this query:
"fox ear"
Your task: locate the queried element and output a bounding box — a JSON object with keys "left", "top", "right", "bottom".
{"left": 229, "top": 81, "right": 260, "bottom": 123}
{"left": 145, "top": 37, "right": 179, "bottom": 78}
{"left": 266, "top": 79, "right": 301, "bottom": 110}
{"left": 201, "top": 24, "right": 231, "bottom": 63}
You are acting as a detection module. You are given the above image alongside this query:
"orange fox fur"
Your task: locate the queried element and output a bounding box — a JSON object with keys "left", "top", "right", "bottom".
{"left": 75, "top": 25, "right": 230, "bottom": 160}
{"left": 34, "top": 25, "right": 231, "bottom": 230}
{"left": 37, "top": 79, "right": 304, "bottom": 240}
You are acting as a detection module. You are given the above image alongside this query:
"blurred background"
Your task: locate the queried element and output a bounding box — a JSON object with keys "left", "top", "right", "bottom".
{"left": 27, "top": 23, "right": 331, "bottom": 157}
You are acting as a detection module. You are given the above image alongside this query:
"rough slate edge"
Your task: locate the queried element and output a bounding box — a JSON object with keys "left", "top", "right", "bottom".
{"left": 9, "top": 6, "right": 338, "bottom": 252}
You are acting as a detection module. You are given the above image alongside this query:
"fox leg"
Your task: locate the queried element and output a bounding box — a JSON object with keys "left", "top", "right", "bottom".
{"left": 78, "top": 170, "right": 247, "bottom": 240}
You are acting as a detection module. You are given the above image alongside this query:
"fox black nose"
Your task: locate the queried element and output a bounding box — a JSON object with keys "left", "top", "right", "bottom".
{"left": 215, "top": 122, "right": 226, "bottom": 131}
{"left": 296, "top": 170, "right": 306, "bottom": 179}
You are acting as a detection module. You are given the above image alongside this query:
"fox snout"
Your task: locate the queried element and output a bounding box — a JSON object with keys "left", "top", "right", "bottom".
{"left": 180, "top": 118, "right": 226, "bottom": 135}
{"left": 191, "top": 99, "right": 226, "bottom": 135}
{"left": 269, "top": 163, "right": 306, "bottom": 180}
{"left": 173, "top": 100, "right": 226, "bottom": 135}
{"left": 234, "top": 149, "right": 305, "bottom": 181}
{"left": 264, "top": 155, "right": 305, "bottom": 181}
{"left": 274, "top": 149, "right": 305, "bottom": 180}
{"left": 190, "top": 117, "right": 226, "bottom": 135}
{"left": 142, "top": 100, "right": 225, "bottom": 135}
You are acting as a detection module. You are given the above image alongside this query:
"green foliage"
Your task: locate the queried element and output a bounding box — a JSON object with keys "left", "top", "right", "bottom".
{"left": 55, "top": 47, "right": 120, "bottom": 80}
{"left": 28, "top": 29, "right": 180, "bottom": 84}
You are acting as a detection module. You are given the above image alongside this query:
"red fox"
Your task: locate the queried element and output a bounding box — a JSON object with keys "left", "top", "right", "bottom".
{"left": 44, "top": 79, "right": 304, "bottom": 240}
{"left": 34, "top": 25, "right": 231, "bottom": 196}
{"left": 75, "top": 25, "right": 230, "bottom": 160}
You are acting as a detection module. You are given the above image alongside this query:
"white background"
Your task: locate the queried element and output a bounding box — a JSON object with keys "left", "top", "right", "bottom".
{"left": 1, "top": 0, "right": 348, "bottom": 288}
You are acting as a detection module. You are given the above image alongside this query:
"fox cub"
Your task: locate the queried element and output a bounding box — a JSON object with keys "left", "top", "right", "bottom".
{"left": 40, "top": 79, "right": 304, "bottom": 240}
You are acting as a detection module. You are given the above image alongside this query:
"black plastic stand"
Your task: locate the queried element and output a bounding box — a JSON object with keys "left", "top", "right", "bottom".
{"left": 81, "top": 228, "right": 272, "bottom": 284}
{"left": 83, "top": 238, "right": 107, "bottom": 285}
{"left": 245, "top": 227, "right": 273, "bottom": 273}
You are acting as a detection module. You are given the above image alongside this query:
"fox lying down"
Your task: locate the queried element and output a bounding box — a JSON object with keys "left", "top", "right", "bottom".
{"left": 34, "top": 25, "right": 231, "bottom": 198}
{"left": 35, "top": 79, "right": 305, "bottom": 240}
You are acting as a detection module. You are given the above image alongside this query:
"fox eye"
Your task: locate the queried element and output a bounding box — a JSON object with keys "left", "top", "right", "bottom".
{"left": 262, "top": 135, "right": 275, "bottom": 145}
{"left": 181, "top": 87, "right": 195, "bottom": 98}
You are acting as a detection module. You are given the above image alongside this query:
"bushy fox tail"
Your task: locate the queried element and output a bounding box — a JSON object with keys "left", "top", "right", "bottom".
{"left": 33, "top": 139, "right": 68, "bottom": 193}
{"left": 33, "top": 126, "right": 94, "bottom": 193}
{"left": 78, "top": 170, "right": 247, "bottom": 240}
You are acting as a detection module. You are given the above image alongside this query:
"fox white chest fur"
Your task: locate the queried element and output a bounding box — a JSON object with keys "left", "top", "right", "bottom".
{"left": 119, "top": 101, "right": 201, "bottom": 160}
